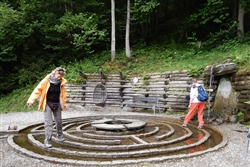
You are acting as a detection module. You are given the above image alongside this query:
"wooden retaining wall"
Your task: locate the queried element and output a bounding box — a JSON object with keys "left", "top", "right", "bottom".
{"left": 65, "top": 70, "right": 201, "bottom": 112}
{"left": 232, "top": 70, "right": 250, "bottom": 115}
{"left": 65, "top": 68, "right": 250, "bottom": 117}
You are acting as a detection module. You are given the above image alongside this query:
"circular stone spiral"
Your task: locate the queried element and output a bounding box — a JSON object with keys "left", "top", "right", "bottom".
{"left": 7, "top": 115, "right": 227, "bottom": 166}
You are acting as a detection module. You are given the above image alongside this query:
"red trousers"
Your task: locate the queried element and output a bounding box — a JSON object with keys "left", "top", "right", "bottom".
{"left": 184, "top": 102, "right": 205, "bottom": 126}
{"left": 184, "top": 131, "right": 204, "bottom": 153}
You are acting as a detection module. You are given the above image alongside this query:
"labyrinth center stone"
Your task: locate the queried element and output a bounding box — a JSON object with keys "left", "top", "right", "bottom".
{"left": 6, "top": 115, "right": 227, "bottom": 166}
{"left": 91, "top": 118, "right": 147, "bottom": 131}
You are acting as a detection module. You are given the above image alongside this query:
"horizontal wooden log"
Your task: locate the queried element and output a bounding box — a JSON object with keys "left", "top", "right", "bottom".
{"left": 232, "top": 70, "right": 250, "bottom": 76}
{"left": 166, "top": 85, "right": 190, "bottom": 89}
{"left": 167, "top": 77, "right": 191, "bottom": 81}
{"left": 66, "top": 85, "right": 84, "bottom": 88}
{"left": 67, "top": 95, "right": 85, "bottom": 98}
{"left": 168, "top": 80, "right": 190, "bottom": 83}
{"left": 164, "top": 70, "right": 188, "bottom": 74}
{"left": 67, "top": 92, "right": 85, "bottom": 96}
{"left": 68, "top": 95, "right": 131, "bottom": 101}
{"left": 84, "top": 103, "right": 123, "bottom": 108}
{"left": 232, "top": 76, "right": 250, "bottom": 82}
{"left": 79, "top": 88, "right": 133, "bottom": 92}
{"left": 170, "top": 87, "right": 190, "bottom": 93}
{"left": 240, "top": 90, "right": 250, "bottom": 95}
{"left": 237, "top": 102, "right": 249, "bottom": 109}
{"left": 165, "top": 88, "right": 189, "bottom": 93}
{"left": 131, "top": 90, "right": 166, "bottom": 94}
{"left": 237, "top": 95, "right": 250, "bottom": 100}
{"left": 237, "top": 99, "right": 250, "bottom": 103}
{"left": 238, "top": 108, "right": 250, "bottom": 113}
{"left": 164, "top": 93, "right": 189, "bottom": 98}
{"left": 166, "top": 104, "right": 188, "bottom": 109}
{"left": 160, "top": 99, "right": 187, "bottom": 103}
{"left": 81, "top": 92, "right": 164, "bottom": 97}
{"left": 234, "top": 86, "right": 250, "bottom": 91}
{"left": 68, "top": 100, "right": 122, "bottom": 105}
{"left": 83, "top": 83, "right": 133, "bottom": 87}
{"left": 65, "top": 87, "right": 82, "bottom": 90}
{"left": 164, "top": 100, "right": 188, "bottom": 104}
{"left": 131, "top": 86, "right": 166, "bottom": 89}
{"left": 167, "top": 73, "right": 189, "bottom": 78}
{"left": 126, "top": 104, "right": 156, "bottom": 109}
{"left": 234, "top": 80, "right": 250, "bottom": 86}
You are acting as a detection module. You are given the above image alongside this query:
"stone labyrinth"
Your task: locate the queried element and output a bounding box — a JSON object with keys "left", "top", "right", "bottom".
{"left": 7, "top": 115, "right": 227, "bottom": 166}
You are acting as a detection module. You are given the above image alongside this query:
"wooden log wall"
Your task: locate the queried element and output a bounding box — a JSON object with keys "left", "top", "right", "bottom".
{"left": 65, "top": 70, "right": 204, "bottom": 112}
{"left": 232, "top": 70, "right": 250, "bottom": 115}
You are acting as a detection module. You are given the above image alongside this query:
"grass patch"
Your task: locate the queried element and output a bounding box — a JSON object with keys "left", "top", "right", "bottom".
{"left": 0, "top": 85, "right": 39, "bottom": 113}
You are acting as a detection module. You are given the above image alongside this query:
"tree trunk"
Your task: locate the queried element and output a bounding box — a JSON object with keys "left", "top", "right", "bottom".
{"left": 111, "top": 0, "right": 116, "bottom": 61}
{"left": 125, "top": 0, "right": 131, "bottom": 58}
{"left": 237, "top": 3, "right": 244, "bottom": 41}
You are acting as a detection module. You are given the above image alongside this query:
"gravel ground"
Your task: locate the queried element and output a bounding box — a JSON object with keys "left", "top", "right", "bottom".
{"left": 1, "top": 106, "right": 250, "bottom": 167}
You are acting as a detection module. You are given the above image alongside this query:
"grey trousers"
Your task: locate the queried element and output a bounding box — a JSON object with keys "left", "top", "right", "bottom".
{"left": 44, "top": 104, "right": 63, "bottom": 144}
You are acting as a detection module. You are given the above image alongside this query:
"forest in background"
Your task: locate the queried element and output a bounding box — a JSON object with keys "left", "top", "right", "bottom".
{"left": 1, "top": 0, "right": 250, "bottom": 96}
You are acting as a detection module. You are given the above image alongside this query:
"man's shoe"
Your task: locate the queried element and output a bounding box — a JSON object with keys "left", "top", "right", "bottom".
{"left": 44, "top": 143, "right": 52, "bottom": 148}
{"left": 198, "top": 125, "right": 203, "bottom": 129}
{"left": 182, "top": 124, "right": 187, "bottom": 127}
{"left": 57, "top": 136, "right": 65, "bottom": 142}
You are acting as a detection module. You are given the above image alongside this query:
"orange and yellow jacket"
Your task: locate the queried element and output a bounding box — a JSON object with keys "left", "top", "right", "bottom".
{"left": 27, "top": 74, "right": 67, "bottom": 111}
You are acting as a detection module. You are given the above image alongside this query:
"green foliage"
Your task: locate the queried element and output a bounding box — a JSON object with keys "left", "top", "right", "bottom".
{"left": 239, "top": 0, "right": 250, "bottom": 12}
{"left": 187, "top": 65, "right": 204, "bottom": 77}
{"left": 204, "top": 21, "right": 238, "bottom": 49}
{"left": 0, "top": 2, "right": 29, "bottom": 62}
{"left": 237, "top": 111, "right": 244, "bottom": 122}
{"left": 52, "top": 12, "right": 107, "bottom": 55}
{"left": 245, "top": 101, "right": 250, "bottom": 105}
{"left": 231, "top": 45, "right": 250, "bottom": 66}
{"left": 184, "top": 0, "right": 237, "bottom": 48}
{"left": 237, "top": 111, "right": 244, "bottom": 117}
{"left": 132, "top": 0, "right": 160, "bottom": 22}
{"left": 142, "top": 72, "right": 148, "bottom": 86}
{"left": 188, "top": 0, "right": 229, "bottom": 26}
{"left": 2, "top": 38, "right": 250, "bottom": 113}
{"left": 0, "top": 85, "right": 39, "bottom": 113}
{"left": 1, "top": 0, "right": 250, "bottom": 113}
{"left": 187, "top": 32, "right": 199, "bottom": 48}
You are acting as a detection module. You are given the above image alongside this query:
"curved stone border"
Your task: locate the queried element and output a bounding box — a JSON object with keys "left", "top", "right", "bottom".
{"left": 26, "top": 130, "right": 208, "bottom": 158}
{"left": 7, "top": 114, "right": 228, "bottom": 166}
{"left": 63, "top": 131, "right": 121, "bottom": 145}
{"left": 8, "top": 134, "right": 227, "bottom": 166}
{"left": 155, "top": 124, "right": 175, "bottom": 140}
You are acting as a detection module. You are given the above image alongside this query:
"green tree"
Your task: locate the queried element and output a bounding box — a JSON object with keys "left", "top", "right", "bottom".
{"left": 0, "top": 2, "right": 34, "bottom": 93}
{"left": 0, "top": 2, "right": 29, "bottom": 62}
{"left": 237, "top": 0, "right": 250, "bottom": 41}
{"left": 131, "top": 0, "right": 160, "bottom": 41}
{"left": 183, "top": 0, "right": 235, "bottom": 48}
{"left": 50, "top": 12, "right": 107, "bottom": 58}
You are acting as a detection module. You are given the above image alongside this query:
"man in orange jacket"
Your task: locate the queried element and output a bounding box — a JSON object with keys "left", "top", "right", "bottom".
{"left": 27, "top": 67, "right": 67, "bottom": 148}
